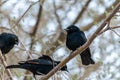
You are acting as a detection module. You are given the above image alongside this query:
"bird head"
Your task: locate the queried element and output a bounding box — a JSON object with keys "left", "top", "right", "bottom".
{"left": 64, "top": 25, "right": 80, "bottom": 34}
{"left": 1, "top": 33, "right": 19, "bottom": 45}
{"left": 11, "top": 34, "right": 19, "bottom": 45}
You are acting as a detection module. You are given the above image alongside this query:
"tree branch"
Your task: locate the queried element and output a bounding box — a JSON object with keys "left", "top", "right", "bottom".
{"left": 72, "top": 0, "right": 91, "bottom": 24}
{"left": 53, "top": 0, "right": 62, "bottom": 30}
{"left": 44, "top": 0, "right": 65, "bottom": 55}
{"left": 0, "top": 50, "right": 13, "bottom": 80}
{"left": 43, "top": 0, "right": 90, "bottom": 56}
{"left": 110, "top": 27, "right": 120, "bottom": 37}
{"left": 11, "top": 1, "right": 39, "bottom": 32}
{"left": 41, "top": 2, "right": 120, "bottom": 80}
{"left": 99, "top": 26, "right": 120, "bottom": 35}
{"left": 24, "top": 1, "right": 44, "bottom": 80}
{"left": 80, "top": 1, "right": 119, "bottom": 31}
{"left": 44, "top": 1, "right": 118, "bottom": 56}
{"left": 29, "top": 0, "right": 44, "bottom": 50}
{"left": 0, "top": 0, "right": 9, "bottom": 6}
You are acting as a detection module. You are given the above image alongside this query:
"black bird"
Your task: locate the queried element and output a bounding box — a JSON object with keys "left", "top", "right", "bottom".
{"left": 65, "top": 25, "right": 95, "bottom": 65}
{"left": 6, "top": 55, "right": 68, "bottom": 79}
{"left": 0, "top": 33, "right": 18, "bottom": 54}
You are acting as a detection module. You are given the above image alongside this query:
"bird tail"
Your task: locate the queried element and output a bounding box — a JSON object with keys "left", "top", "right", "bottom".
{"left": 80, "top": 56, "right": 95, "bottom": 65}
{"left": 80, "top": 48, "right": 95, "bottom": 65}
{"left": 6, "top": 65, "right": 23, "bottom": 69}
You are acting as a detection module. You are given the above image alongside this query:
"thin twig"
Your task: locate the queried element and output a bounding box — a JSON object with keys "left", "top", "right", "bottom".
{"left": 53, "top": 0, "right": 62, "bottom": 30}
{"left": 43, "top": 0, "right": 65, "bottom": 55}
{"left": 99, "top": 26, "right": 120, "bottom": 35}
{"left": 29, "top": 0, "right": 44, "bottom": 50}
{"left": 0, "top": 50, "right": 13, "bottom": 80}
{"left": 72, "top": 0, "right": 91, "bottom": 24}
{"left": 11, "top": 1, "right": 39, "bottom": 30}
{"left": 24, "top": 1, "right": 44, "bottom": 80}
{"left": 80, "top": 1, "right": 119, "bottom": 31}
{"left": 0, "top": 0, "right": 9, "bottom": 6}
{"left": 110, "top": 27, "right": 120, "bottom": 37}
{"left": 41, "top": 2, "right": 120, "bottom": 80}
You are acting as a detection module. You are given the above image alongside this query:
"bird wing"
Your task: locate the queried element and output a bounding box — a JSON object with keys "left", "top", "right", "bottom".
{"left": 75, "top": 31, "right": 87, "bottom": 45}
{"left": 38, "top": 55, "right": 53, "bottom": 62}
{"left": 66, "top": 31, "right": 88, "bottom": 51}
{"left": 19, "top": 59, "right": 53, "bottom": 65}
{"left": 19, "top": 59, "right": 39, "bottom": 65}
{"left": 80, "top": 31, "right": 87, "bottom": 43}
{"left": 0, "top": 40, "right": 4, "bottom": 48}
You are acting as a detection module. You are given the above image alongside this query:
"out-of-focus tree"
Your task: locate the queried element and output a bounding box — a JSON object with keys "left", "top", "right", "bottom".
{"left": 0, "top": 0, "right": 120, "bottom": 80}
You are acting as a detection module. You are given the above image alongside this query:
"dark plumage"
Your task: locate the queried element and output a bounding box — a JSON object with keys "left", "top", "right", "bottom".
{"left": 0, "top": 33, "right": 18, "bottom": 54}
{"left": 6, "top": 55, "right": 68, "bottom": 79}
{"left": 65, "top": 25, "right": 95, "bottom": 65}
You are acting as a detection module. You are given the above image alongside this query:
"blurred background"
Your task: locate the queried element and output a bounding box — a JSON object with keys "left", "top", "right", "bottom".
{"left": 0, "top": 0, "right": 120, "bottom": 80}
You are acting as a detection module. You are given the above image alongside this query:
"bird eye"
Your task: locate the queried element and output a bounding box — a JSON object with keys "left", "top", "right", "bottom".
{"left": 70, "top": 28, "right": 73, "bottom": 30}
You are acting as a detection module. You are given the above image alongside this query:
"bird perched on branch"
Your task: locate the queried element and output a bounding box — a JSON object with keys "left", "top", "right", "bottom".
{"left": 6, "top": 55, "right": 68, "bottom": 79}
{"left": 0, "top": 33, "right": 18, "bottom": 54}
{"left": 65, "top": 25, "right": 95, "bottom": 65}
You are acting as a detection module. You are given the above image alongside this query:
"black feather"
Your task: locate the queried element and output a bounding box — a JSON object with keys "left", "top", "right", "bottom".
{"left": 0, "top": 33, "right": 18, "bottom": 54}
{"left": 65, "top": 25, "right": 95, "bottom": 65}
{"left": 6, "top": 55, "right": 68, "bottom": 78}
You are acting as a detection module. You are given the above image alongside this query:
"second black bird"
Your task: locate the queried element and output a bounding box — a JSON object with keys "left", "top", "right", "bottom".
{"left": 6, "top": 55, "right": 68, "bottom": 79}
{"left": 65, "top": 25, "right": 95, "bottom": 65}
{"left": 0, "top": 32, "right": 18, "bottom": 54}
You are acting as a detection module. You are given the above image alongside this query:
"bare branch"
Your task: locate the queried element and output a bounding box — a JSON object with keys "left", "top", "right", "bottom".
{"left": 0, "top": 50, "right": 13, "bottom": 80}
{"left": 110, "top": 27, "right": 120, "bottom": 37}
{"left": 29, "top": 0, "right": 44, "bottom": 50}
{"left": 24, "top": 1, "right": 44, "bottom": 80}
{"left": 80, "top": 1, "right": 119, "bottom": 31}
{"left": 72, "top": 0, "right": 91, "bottom": 24}
{"left": 53, "top": 0, "right": 62, "bottom": 30}
{"left": 99, "top": 26, "right": 120, "bottom": 35}
{"left": 11, "top": 1, "right": 39, "bottom": 31}
{"left": 41, "top": 2, "right": 120, "bottom": 80}
{"left": 0, "top": 0, "right": 9, "bottom": 6}
{"left": 44, "top": 0, "right": 65, "bottom": 55}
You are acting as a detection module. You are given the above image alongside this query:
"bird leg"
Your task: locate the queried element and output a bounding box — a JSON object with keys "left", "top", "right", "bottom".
{"left": 33, "top": 75, "right": 37, "bottom": 80}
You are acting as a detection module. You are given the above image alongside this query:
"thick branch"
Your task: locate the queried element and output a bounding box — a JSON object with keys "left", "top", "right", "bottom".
{"left": 72, "top": 0, "right": 91, "bottom": 24}
{"left": 41, "top": 2, "right": 120, "bottom": 80}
